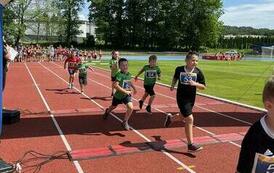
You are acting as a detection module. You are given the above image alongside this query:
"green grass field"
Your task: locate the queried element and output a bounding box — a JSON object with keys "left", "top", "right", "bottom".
{"left": 94, "top": 60, "right": 274, "bottom": 108}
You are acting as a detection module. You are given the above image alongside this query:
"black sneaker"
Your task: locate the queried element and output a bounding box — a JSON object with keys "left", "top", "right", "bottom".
{"left": 187, "top": 143, "right": 203, "bottom": 152}
{"left": 103, "top": 108, "right": 109, "bottom": 120}
{"left": 146, "top": 105, "right": 151, "bottom": 113}
{"left": 164, "top": 113, "right": 172, "bottom": 127}
{"left": 139, "top": 100, "right": 144, "bottom": 109}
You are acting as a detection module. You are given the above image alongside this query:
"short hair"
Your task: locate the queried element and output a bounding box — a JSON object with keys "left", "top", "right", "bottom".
{"left": 263, "top": 75, "right": 274, "bottom": 102}
{"left": 149, "top": 55, "right": 157, "bottom": 62}
{"left": 67, "top": 53, "right": 73, "bottom": 58}
{"left": 112, "top": 50, "right": 118, "bottom": 55}
{"left": 118, "top": 58, "right": 128, "bottom": 66}
{"left": 185, "top": 51, "right": 199, "bottom": 61}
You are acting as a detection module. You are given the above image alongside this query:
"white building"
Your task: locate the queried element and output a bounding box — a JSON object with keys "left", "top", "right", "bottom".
{"left": 25, "top": 19, "right": 95, "bottom": 43}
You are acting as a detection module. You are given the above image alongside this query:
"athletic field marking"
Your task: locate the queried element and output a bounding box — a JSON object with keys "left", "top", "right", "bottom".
{"left": 24, "top": 63, "right": 84, "bottom": 173}
{"left": 52, "top": 62, "right": 242, "bottom": 148}
{"left": 91, "top": 67, "right": 254, "bottom": 126}
{"left": 42, "top": 62, "right": 196, "bottom": 173}
{"left": 94, "top": 65, "right": 266, "bottom": 112}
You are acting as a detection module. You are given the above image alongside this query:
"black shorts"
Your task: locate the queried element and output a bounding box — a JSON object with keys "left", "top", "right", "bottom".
{"left": 144, "top": 84, "right": 155, "bottom": 96}
{"left": 112, "top": 95, "right": 132, "bottom": 106}
{"left": 68, "top": 69, "right": 76, "bottom": 75}
{"left": 176, "top": 96, "right": 195, "bottom": 117}
{"left": 79, "top": 76, "right": 87, "bottom": 85}
{"left": 111, "top": 76, "right": 116, "bottom": 82}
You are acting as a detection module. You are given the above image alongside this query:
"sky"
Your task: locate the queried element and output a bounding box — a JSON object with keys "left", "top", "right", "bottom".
{"left": 80, "top": 0, "right": 274, "bottom": 29}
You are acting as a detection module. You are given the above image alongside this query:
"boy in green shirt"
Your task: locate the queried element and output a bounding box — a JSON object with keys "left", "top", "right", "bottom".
{"left": 109, "top": 51, "right": 120, "bottom": 96}
{"left": 134, "top": 55, "right": 161, "bottom": 113}
{"left": 77, "top": 61, "right": 94, "bottom": 93}
{"left": 103, "top": 58, "right": 137, "bottom": 130}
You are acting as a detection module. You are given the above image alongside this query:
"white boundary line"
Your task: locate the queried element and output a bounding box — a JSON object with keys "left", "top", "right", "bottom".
{"left": 93, "top": 66, "right": 267, "bottom": 112}
{"left": 43, "top": 62, "right": 196, "bottom": 173}
{"left": 52, "top": 62, "right": 242, "bottom": 147}
{"left": 24, "top": 63, "right": 84, "bottom": 173}
{"left": 90, "top": 66, "right": 255, "bottom": 126}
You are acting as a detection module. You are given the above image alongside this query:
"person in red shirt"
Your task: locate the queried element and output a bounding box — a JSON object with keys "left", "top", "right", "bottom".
{"left": 64, "top": 51, "right": 81, "bottom": 89}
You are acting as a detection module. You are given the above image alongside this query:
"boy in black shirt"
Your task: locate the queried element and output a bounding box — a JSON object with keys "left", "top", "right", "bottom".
{"left": 165, "top": 52, "right": 206, "bottom": 152}
{"left": 237, "top": 75, "right": 274, "bottom": 173}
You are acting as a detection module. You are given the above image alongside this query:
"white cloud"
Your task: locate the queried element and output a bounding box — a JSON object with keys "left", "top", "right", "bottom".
{"left": 220, "top": 1, "right": 274, "bottom": 29}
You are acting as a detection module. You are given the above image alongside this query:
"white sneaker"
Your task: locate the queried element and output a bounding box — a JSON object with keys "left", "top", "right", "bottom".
{"left": 164, "top": 113, "right": 172, "bottom": 127}
{"left": 122, "top": 121, "right": 130, "bottom": 130}
{"left": 68, "top": 83, "right": 71, "bottom": 89}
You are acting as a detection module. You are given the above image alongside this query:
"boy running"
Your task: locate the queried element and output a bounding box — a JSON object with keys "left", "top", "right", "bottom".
{"left": 134, "top": 55, "right": 161, "bottom": 113}
{"left": 237, "top": 75, "right": 274, "bottom": 173}
{"left": 165, "top": 52, "right": 206, "bottom": 152}
{"left": 109, "top": 51, "right": 119, "bottom": 96}
{"left": 77, "top": 61, "right": 94, "bottom": 93}
{"left": 103, "top": 58, "right": 137, "bottom": 130}
{"left": 64, "top": 52, "right": 81, "bottom": 89}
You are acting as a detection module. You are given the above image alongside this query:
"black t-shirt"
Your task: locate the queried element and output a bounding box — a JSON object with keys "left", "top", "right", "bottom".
{"left": 237, "top": 116, "right": 274, "bottom": 173}
{"left": 173, "top": 66, "right": 205, "bottom": 99}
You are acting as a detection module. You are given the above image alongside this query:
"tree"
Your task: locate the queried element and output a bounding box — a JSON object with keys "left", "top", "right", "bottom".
{"left": 57, "top": 0, "right": 84, "bottom": 45}
{"left": 89, "top": 0, "right": 224, "bottom": 50}
{"left": 3, "top": 0, "right": 33, "bottom": 46}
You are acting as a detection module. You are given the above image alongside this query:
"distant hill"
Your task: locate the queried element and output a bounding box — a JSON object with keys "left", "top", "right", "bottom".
{"left": 223, "top": 26, "right": 274, "bottom": 36}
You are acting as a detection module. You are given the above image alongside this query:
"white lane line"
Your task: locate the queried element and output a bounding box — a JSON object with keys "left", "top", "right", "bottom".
{"left": 24, "top": 63, "right": 84, "bottom": 173}
{"left": 43, "top": 62, "right": 196, "bottom": 173}
{"left": 52, "top": 62, "right": 242, "bottom": 150}
{"left": 92, "top": 67, "right": 253, "bottom": 126}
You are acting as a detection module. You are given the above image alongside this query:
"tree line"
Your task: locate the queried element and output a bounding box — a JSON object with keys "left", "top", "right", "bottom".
{"left": 89, "top": 0, "right": 223, "bottom": 51}
{"left": 3, "top": 0, "right": 84, "bottom": 46}
{"left": 3, "top": 0, "right": 274, "bottom": 51}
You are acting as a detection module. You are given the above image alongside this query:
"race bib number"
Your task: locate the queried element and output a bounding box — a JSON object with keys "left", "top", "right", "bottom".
{"left": 145, "top": 70, "right": 157, "bottom": 78}
{"left": 68, "top": 62, "right": 77, "bottom": 68}
{"left": 179, "top": 72, "right": 197, "bottom": 85}
{"left": 122, "top": 80, "right": 131, "bottom": 90}
{"left": 252, "top": 153, "right": 274, "bottom": 173}
{"left": 79, "top": 68, "right": 85, "bottom": 73}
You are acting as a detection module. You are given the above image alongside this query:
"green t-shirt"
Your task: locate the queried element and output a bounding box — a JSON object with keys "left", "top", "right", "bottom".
{"left": 77, "top": 63, "right": 92, "bottom": 77}
{"left": 114, "top": 71, "right": 132, "bottom": 100}
{"left": 143, "top": 65, "right": 161, "bottom": 85}
{"left": 109, "top": 59, "right": 118, "bottom": 77}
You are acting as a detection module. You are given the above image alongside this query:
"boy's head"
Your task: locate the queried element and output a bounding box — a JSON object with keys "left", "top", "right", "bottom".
{"left": 185, "top": 51, "right": 199, "bottom": 68}
{"left": 68, "top": 53, "right": 73, "bottom": 59}
{"left": 118, "top": 58, "right": 128, "bottom": 73}
{"left": 149, "top": 55, "right": 157, "bottom": 67}
{"left": 263, "top": 75, "right": 274, "bottom": 112}
{"left": 112, "top": 51, "right": 119, "bottom": 59}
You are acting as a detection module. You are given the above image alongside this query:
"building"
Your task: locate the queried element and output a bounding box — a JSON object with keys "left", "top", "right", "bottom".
{"left": 25, "top": 19, "right": 95, "bottom": 44}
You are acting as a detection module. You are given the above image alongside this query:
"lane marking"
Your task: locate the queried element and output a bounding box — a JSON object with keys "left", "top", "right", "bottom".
{"left": 41, "top": 62, "right": 196, "bottom": 173}
{"left": 24, "top": 63, "right": 84, "bottom": 173}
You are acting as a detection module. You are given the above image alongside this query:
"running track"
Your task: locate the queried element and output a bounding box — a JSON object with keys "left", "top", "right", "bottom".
{"left": 1, "top": 62, "right": 265, "bottom": 173}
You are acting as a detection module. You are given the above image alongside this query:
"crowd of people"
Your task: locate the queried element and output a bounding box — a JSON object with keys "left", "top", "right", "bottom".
{"left": 12, "top": 44, "right": 102, "bottom": 62}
